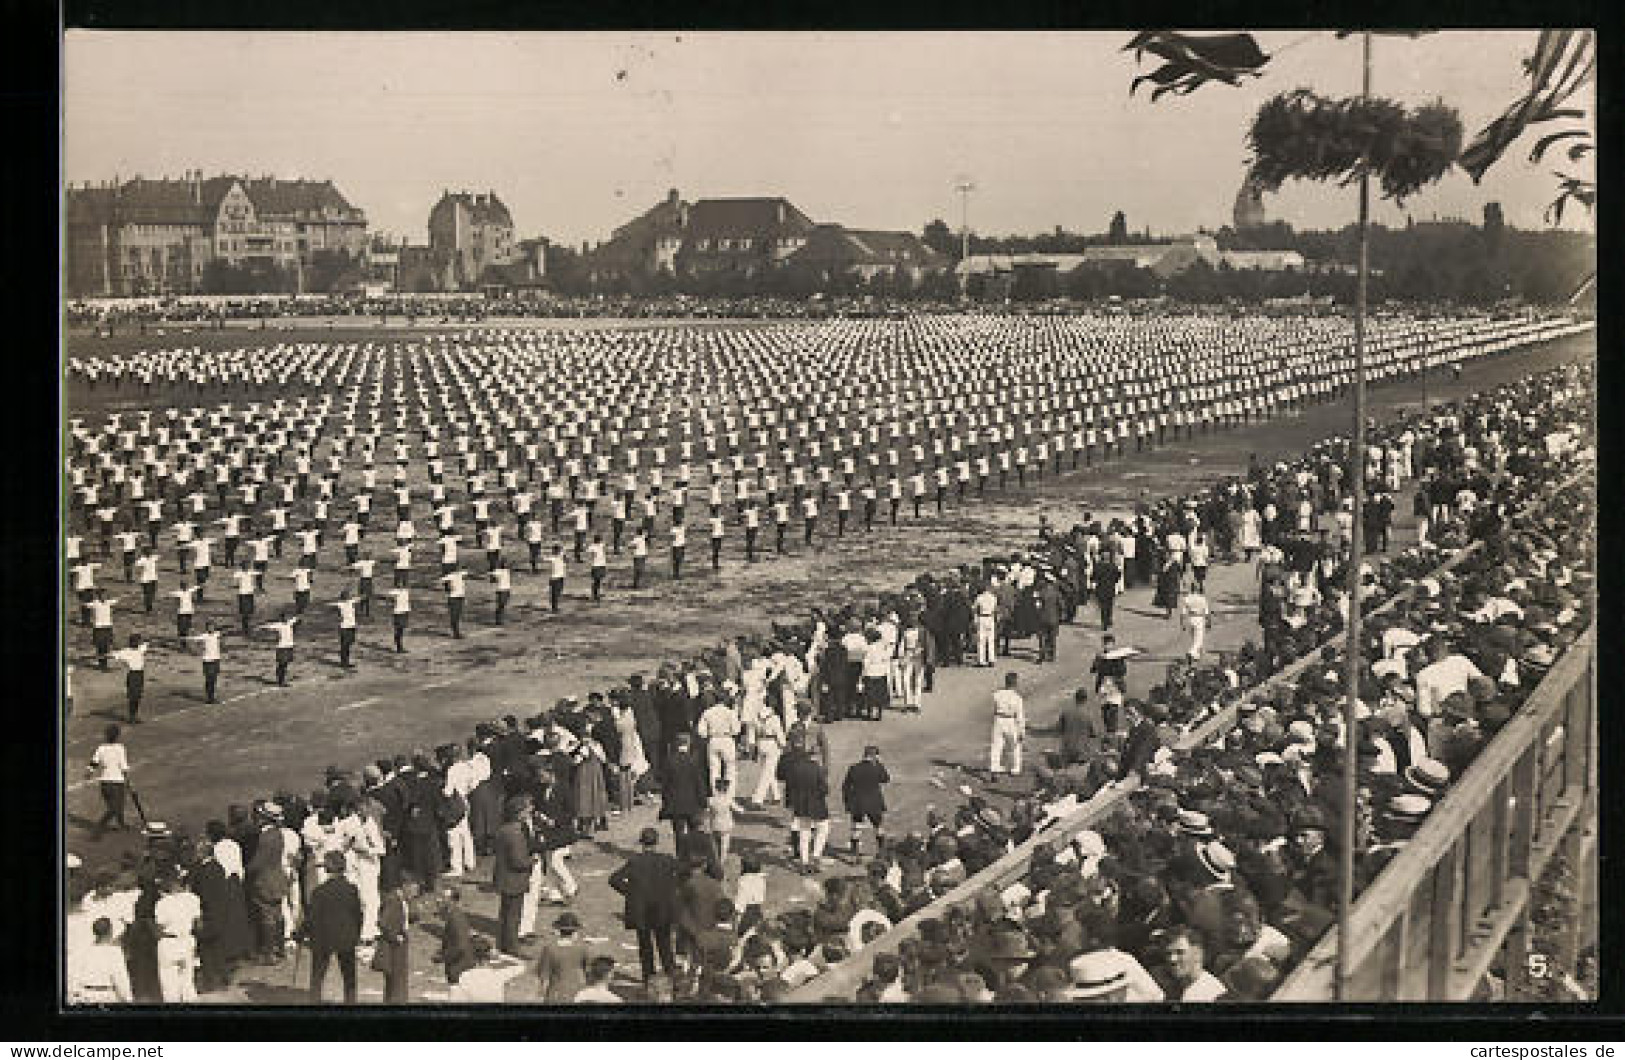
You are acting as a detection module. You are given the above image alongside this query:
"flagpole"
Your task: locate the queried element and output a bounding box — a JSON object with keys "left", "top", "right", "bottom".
{"left": 1336, "top": 29, "right": 1372, "bottom": 1002}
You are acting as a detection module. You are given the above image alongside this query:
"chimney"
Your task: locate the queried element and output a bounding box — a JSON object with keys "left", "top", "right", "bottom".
{"left": 667, "top": 188, "right": 679, "bottom": 204}
{"left": 777, "top": 201, "right": 785, "bottom": 224}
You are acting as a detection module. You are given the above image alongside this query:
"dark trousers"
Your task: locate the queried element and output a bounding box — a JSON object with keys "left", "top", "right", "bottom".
{"left": 250, "top": 895, "right": 284, "bottom": 956}
{"left": 591, "top": 569, "right": 606, "bottom": 600}
{"left": 1097, "top": 593, "right": 1116, "bottom": 631}
{"left": 635, "top": 925, "right": 677, "bottom": 981}
{"left": 1038, "top": 625, "right": 1058, "bottom": 662}
{"left": 126, "top": 671, "right": 144, "bottom": 720}
{"left": 448, "top": 597, "right": 464, "bottom": 637}
{"left": 549, "top": 578, "right": 564, "bottom": 612}
{"left": 238, "top": 594, "right": 255, "bottom": 633}
{"left": 495, "top": 590, "right": 510, "bottom": 624}
{"left": 498, "top": 893, "right": 523, "bottom": 955}
{"left": 275, "top": 647, "right": 293, "bottom": 685}
{"left": 392, "top": 614, "right": 408, "bottom": 651}
{"left": 309, "top": 946, "right": 357, "bottom": 1003}
{"left": 95, "top": 781, "right": 127, "bottom": 834}
{"left": 203, "top": 660, "right": 220, "bottom": 702}
{"left": 339, "top": 627, "right": 356, "bottom": 666}
{"left": 668, "top": 814, "right": 697, "bottom": 850}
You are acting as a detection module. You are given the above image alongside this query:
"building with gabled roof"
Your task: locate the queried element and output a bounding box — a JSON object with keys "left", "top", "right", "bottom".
{"left": 428, "top": 190, "right": 518, "bottom": 290}
{"left": 64, "top": 171, "right": 368, "bottom": 296}
{"left": 585, "top": 190, "right": 946, "bottom": 288}
{"left": 676, "top": 196, "right": 816, "bottom": 276}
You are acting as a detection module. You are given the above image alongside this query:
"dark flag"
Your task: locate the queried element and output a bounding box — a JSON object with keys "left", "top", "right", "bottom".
{"left": 1123, "top": 31, "right": 1271, "bottom": 101}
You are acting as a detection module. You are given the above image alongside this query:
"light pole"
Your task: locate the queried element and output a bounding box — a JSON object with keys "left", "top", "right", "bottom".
{"left": 954, "top": 178, "right": 976, "bottom": 262}
{"left": 1336, "top": 29, "right": 1373, "bottom": 1004}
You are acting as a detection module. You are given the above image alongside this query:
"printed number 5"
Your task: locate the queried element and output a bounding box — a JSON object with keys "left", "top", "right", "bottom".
{"left": 1527, "top": 953, "right": 1550, "bottom": 978}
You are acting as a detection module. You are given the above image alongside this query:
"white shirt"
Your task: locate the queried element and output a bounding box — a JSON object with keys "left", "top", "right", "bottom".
{"left": 192, "top": 631, "right": 222, "bottom": 662}
{"left": 153, "top": 891, "right": 201, "bottom": 940}
{"left": 1415, "top": 655, "right": 1484, "bottom": 717}
{"left": 214, "top": 838, "right": 244, "bottom": 879}
{"left": 448, "top": 961, "right": 528, "bottom": 1002}
{"left": 992, "top": 688, "right": 1025, "bottom": 726}
{"left": 1180, "top": 970, "right": 1227, "bottom": 1002}
{"left": 90, "top": 743, "right": 129, "bottom": 783}
{"left": 265, "top": 619, "right": 298, "bottom": 648}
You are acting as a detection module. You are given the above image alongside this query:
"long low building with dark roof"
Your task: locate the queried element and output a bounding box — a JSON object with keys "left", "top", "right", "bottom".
{"left": 583, "top": 188, "right": 947, "bottom": 286}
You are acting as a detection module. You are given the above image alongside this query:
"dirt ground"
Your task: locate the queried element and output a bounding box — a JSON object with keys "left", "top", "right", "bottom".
{"left": 59, "top": 323, "right": 1593, "bottom": 1004}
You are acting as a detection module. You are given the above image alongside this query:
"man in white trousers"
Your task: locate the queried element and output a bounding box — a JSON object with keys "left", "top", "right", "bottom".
{"left": 973, "top": 584, "right": 999, "bottom": 667}
{"left": 989, "top": 672, "right": 1026, "bottom": 778}
{"left": 442, "top": 745, "right": 479, "bottom": 878}
{"left": 1180, "top": 587, "right": 1212, "bottom": 661}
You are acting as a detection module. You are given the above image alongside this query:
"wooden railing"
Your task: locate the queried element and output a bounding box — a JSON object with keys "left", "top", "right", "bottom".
{"left": 1272, "top": 624, "right": 1596, "bottom": 1001}
{"left": 788, "top": 463, "right": 1593, "bottom": 1003}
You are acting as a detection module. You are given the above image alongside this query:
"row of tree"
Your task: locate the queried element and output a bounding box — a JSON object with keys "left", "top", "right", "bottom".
{"left": 197, "top": 249, "right": 363, "bottom": 296}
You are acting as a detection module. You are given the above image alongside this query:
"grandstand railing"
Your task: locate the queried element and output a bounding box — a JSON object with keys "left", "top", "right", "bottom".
{"left": 1273, "top": 624, "right": 1596, "bottom": 1001}
{"left": 787, "top": 463, "right": 1593, "bottom": 1002}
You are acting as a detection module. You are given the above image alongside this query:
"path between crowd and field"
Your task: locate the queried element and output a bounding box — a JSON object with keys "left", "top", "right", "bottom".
{"left": 60, "top": 330, "right": 1591, "bottom": 1003}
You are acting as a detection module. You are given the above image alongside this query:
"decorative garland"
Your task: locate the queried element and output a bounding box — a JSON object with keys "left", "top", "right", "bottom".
{"left": 1247, "top": 89, "right": 1464, "bottom": 205}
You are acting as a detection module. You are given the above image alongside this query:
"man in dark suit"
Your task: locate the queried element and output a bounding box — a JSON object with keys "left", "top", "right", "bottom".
{"left": 305, "top": 850, "right": 363, "bottom": 1003}
{"left": 435, "top": 884, "right": 478, "bottom": 986}
{"left": 1058, "top": 687, "right": 1105, "bottom": 765}
{"left": 188, "top": 839, "right": 253, "bottom": 992}
{"left": 658, "top": 732, "right": 709, "bottom": 850}
{"left": 1034, "top": 578, "right": 1063, "bottom": 662}
{"left": 626, "top": 674, "right": 661, "bottom": 784}
{"left": 1117, "top": 700, "right": 1168, "bottom": 782}
{"left": 839, "top": 745, "right": 890, "bottom": 860}
{"left": 1093, "top": 554, "right": 1121, "bottom": 632}
{"left": 492, "top": 795, "right": 537, "bottom": 957}
{"left": 607, "top": 827, "right": 680, "bottom": 983}
{"left": 371, "top": 872, "right": 417, "bottom": 1003}
{"left": 244, "top": 804, "right": 289, "bottom": 964}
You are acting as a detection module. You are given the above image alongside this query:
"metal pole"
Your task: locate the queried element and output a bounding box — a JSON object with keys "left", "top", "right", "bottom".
{"left": 1336, "top": 30, "right": 1373, "bottom": 1002}
{"left": 958, "top": 183, "right": 972, "bottom": 262}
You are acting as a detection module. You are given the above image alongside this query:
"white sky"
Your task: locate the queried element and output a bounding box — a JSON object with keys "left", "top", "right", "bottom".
{"left": 64, "top": 31, "right": 1595, "bottom": 246}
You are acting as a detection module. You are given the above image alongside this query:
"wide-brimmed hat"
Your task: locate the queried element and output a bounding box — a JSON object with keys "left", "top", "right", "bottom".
{"left": 1175, "top": 809, "right": 1214, "bottom": 838}
{"left": 638, "top": 826, "right": 660, "bottom": 847}
{"left": 1290, "top": 806, "right": 1328, "bottom": 834}
{"left": 1385, "top": 793, "right": 1432, "bottom": 825}
{"left": 1196, "top": 841, "right": 1236, "bottom": 882}
{"left": 1067, "top": 949, "right": 1131, "bottom": 998}
{"left": 1403, "top": 758, "right": 1450, "bottom": 798}
{"left": 553, "top": 911, "right": 582, "bottom": 931}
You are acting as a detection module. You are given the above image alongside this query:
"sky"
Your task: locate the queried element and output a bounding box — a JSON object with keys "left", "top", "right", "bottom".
{"left": 64, "top": 31, "right": 1595, "bottom": 247}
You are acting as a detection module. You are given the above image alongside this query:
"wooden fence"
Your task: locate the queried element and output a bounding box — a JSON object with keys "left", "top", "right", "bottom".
{"left": 1273, "top": 625, "right": 1596, "bottom": 1001}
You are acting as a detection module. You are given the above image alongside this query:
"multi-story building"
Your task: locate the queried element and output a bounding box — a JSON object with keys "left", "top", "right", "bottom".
{"left": 585, "top": 189, "right": 945, "bottom": 288}
{"left": 674, "top": 197, "right": 816, "bottom": 277}
{"left": 427, "top": 190, "right": 517, "bottom": 290}
{"left": 64, "top": 171, "right": 367, "bottom": 296}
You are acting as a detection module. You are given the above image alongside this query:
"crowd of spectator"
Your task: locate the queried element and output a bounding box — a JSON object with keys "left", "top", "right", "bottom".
{"left": 66, "top": 355, "right": 1592, "bottom": 1004}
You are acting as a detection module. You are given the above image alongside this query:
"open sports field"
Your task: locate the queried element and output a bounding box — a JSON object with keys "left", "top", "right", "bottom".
{"left": 61, "top": 318, "right": 1591, "bottom": 1003}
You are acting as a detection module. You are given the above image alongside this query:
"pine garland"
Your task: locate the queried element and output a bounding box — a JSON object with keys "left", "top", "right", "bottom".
{"left": 1247, "top": 89, "right": 1464, "bottom": 205}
